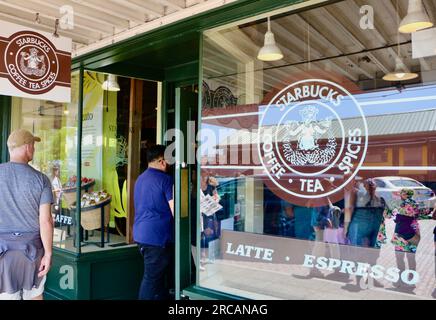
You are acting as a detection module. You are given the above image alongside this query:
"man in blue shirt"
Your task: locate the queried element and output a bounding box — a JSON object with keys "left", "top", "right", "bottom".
{"left": 133, "top": 145, "right": 174, "bottom": 300}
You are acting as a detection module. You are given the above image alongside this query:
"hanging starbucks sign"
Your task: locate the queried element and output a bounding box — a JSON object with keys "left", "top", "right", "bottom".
{"left": 258, "top": 79, "right": 368, "bottom": 205}
{"left": 0, "top": 21, "right": 71, "bottom": 102}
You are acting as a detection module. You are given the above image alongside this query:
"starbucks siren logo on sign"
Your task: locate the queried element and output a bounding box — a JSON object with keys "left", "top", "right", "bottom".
{"left": 4, "top": 31, "right": 59, "bottom": 94}
{"left": 258, "top": 79, "right": 368, "bottom": 201}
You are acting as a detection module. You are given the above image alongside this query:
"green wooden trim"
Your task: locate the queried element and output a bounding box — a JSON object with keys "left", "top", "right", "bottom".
{"left": 92, "top": 63, "right": 165, "bottom": 82}
{"left": 165, "top": 60, "right": 199, "bottom": 84}
{"left": 52, "top": 246, "right": 81, "bottom": 259}
{"left": 196, "top": 35, "right": 204, "bottom": 287}
{"left": 0, "top": 96, "right": 11, "bottom": 163}
{"left": 183, "top": 285, "right": 247, "bottom": 300}
{"left": 51, "top": 244, "right": 140, "bottom": 262}
{"left": 75, "top": 66, "right": 84, "bottom": 253}
{"left": 161, "top": 81, "right": 168, "bottom": 143}
{"left": 175, "top": 87, "right": 182, "bottom": 300}
{"left": 46, "top": 245, "right": 142, "bottom": 300}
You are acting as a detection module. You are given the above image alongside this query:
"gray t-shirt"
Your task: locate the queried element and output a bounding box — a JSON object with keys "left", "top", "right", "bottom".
{"left": 0, "top": 162, "right": 53, "bottom": 233}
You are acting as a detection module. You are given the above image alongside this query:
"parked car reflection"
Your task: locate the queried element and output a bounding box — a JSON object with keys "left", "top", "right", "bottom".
{"left": 374, "top": 176, "right": 435, "bottom": 209}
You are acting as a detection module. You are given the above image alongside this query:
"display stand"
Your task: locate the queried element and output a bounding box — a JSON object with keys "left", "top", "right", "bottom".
{"left": 72, "top": 196, "right": 112, "bottom": 248}
{"left": 61, "top": 179, "right": 95, "bottom": 207}
{"left": 59, "top": 179, "right": 95, "bottom": 239}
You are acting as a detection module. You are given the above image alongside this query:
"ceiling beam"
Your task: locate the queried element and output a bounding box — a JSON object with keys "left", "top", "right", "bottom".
{"left": 27, "top": 0, "right": 128, "bottom": 31}
{"left": 109, "top": 0, "right": 164, "bottom": 19}
{"left": 217, "top": 27, "right": 312, "bottom": 84}
{"left": 269, "top": 21, "right": 359, "bottom": 81}
{"left": 148, "top": 0, "right": 186, "bottom": 11}
{"left": 318, "top": 5, "right": 393, "bottom": 74}
{"left": 0, "top": 11, "right": 90, "bottom": 45}
{"left": 72, "top": 0, "right": 240, "bottom": 57}
{"left": 0, "top": 0, "right": 111, "bottom": 36}
{"left": 206, "top": 30, "right": 255, "bottom": 63}
{"left": 285, "top": 13, "right": 375, "bottom": 79}
{"left": 242, "top": 23, "right": 353, "bottom": 83}
{"left": 423, "top": 0, "right": 436, "bottom": 23}
{"left": 70, "top": 0, "right": 144, "bottom": 24}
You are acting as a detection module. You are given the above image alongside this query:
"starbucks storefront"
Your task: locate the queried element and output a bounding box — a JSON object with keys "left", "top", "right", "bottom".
{"left": 194, "top": 0, "right": 436, "bottom": 300}
{"left": 0, "top": 0, "right": 435, "bottom": 300}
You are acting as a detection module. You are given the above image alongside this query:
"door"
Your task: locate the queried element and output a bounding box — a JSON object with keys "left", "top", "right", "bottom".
{"left": 174, "top": 84, "right": 198, "bottom": 299}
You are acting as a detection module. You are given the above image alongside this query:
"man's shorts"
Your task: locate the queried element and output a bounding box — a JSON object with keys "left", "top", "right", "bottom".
{"left": 0, "top": 276, "right": 46, "bottom": 300}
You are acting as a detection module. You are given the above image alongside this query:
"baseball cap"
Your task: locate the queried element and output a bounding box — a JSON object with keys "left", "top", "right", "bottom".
{"left": 7, "top": 129, "right": 41, "bottom": 149}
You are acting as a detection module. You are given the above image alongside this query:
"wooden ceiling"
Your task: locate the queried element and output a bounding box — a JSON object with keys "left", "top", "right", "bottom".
{"left": 204, "top": 0, "right": 436, "bottom": 94}
{"left": 0, "top": 0, "right": 235, "bottom": 56}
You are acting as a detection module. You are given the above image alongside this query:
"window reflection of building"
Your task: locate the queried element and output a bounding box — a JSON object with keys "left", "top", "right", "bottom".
{"left": 199, "top": 0, "right": 436, "bottom": 300}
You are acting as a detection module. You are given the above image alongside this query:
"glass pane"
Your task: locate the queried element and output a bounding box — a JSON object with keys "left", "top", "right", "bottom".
{"left": 10, "top": 71, "right": 79, "bottom": 252}
{"left": 200, "top": 0, "right": 436, "bottom": 300}
{"left": 78, "top": 71, "right": 129, "bottom": 250}
{"left": 78, "top": 71, "right": 159, "bottom": 251}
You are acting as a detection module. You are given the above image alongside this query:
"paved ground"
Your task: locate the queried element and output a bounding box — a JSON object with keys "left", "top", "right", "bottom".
{"left": 200, "top": 219, "right": 436, "bottom": 300}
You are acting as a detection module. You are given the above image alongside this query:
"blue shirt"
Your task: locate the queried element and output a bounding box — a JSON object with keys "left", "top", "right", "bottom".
{"left": 133, "top": 168, "right": 174, "bottom": 246}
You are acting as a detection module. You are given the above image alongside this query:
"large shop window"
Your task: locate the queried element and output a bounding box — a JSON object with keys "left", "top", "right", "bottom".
{"left": 11, "top": 71, "right": 159, "bottom": 253}
{"left": 199, "top": 0, "right": 436, "bottom": 299}
{"left": 11, "top": 72, "right": 80, "bottom": 252}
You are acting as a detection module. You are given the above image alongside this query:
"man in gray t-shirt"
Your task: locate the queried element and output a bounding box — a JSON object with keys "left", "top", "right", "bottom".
{"left": 0, "top": 129, "right": 53, "bottom": 300}
{"left": 0, "top": 162, "right": 53, "bottom": 233}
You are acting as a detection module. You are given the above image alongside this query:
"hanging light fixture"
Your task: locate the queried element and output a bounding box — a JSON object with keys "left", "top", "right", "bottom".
{"left": 101, "top": 74, "right": 120, "bottom": 91}
{"left": 257, "top": 17, "right": 283, "bottom": 62}
{"left": 383, "top": 57, "right": 419, "bottom": 81}
{"left": 35, "top": 13, "right": 41, "bottom": 24}
{"left": 399, "top": 0, "right": 433, "bottom": 33}
{"left": 53, "top": 19, "right": 60, "bottom": 38}
{"left": 385, "top": 0, "right": 419, "bottom": 82}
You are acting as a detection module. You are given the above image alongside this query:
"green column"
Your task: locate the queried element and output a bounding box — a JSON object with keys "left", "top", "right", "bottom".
{"left": 0, "top": 95, "right": 11, "bottom": 163}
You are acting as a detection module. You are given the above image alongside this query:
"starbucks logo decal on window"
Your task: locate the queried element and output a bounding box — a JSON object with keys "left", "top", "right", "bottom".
{"left": 258, "top": 79, "right": 368, "bottom": 199}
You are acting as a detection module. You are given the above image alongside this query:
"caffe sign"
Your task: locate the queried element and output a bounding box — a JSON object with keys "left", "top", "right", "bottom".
{"left": 0, "top": 21, "right": 71, "bottom": 102}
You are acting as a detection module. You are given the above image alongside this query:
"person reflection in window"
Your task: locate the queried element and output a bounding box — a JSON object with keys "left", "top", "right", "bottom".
{"left": 51, "top": 166, "right": 62, "bottom": 210}
{"left": 278, "top": 200, "right": 295, "bottom": 237}
{"left": 379, "top": 189, "right": 420, "bottom": 292}
{"left": 278, "top": 201, "right": 316, "bottom": 240}
{"left": 294, "top": 203, "right": 332, "bottom": 280}
{"left": 343, "top": 178, "right": 386, "bottom": 291}
{"left": 200, "top": 174, "right": 221, "bottom": 263}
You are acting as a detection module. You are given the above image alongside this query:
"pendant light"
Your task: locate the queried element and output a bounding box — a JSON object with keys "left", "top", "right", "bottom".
{"left": 63, "top": 105, "right": 69, "bottom": 115}
{"left": 383, "top": 57, "right": 418, "bottom": 81}
{"left": 399, "top": 0, "right": 433, "bottom": 33}
{"left": 384, "top": 0, "right": 419, "bottom": 81}
{"left": 257, "top": 17, "right": 283, "bottom": 62}
{"left": 102, "top": 74, "right": 120, "bottom": 91}
{"left": 52, "top": 19, "right": 60, "bottom": 38}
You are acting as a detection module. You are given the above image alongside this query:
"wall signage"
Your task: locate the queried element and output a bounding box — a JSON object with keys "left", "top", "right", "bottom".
{"left": 0, "top": 21, "right": 71, "bottom": 102}
{"left": 222, "top": 230, "right": 422, "bottom": 288}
